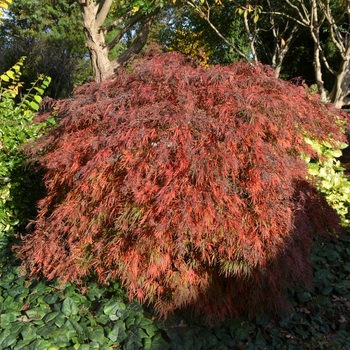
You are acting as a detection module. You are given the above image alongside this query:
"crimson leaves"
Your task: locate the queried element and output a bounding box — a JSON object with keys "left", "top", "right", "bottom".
{"left": 16, "top": 51, "right": 348, "bottom": 323}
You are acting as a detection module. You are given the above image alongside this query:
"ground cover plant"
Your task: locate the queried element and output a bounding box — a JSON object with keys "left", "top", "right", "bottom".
{"left": 1, "top": 235, "right": 350, "bottom": 349}
{"left": 304, "top": 138, "right": 350, "bottom": 226}
{"left": 15, "top": 50, "right": 349, "bottom": 324}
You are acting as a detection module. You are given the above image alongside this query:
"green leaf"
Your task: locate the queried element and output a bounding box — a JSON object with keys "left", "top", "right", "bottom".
{"left": 124, "top": 327, "right": 143, "bottom": 350}
{"left": 20, "top": 324, "right": 37, "bottom": 342}
{"left": 53, "top": 312, "right": 66, "bottom": 328}
{"left": 62, "top": 296, "right": 78, "bottom": 316}
{"left": 13, "top": 339, "right": 33, "bottom": 350}
{"left": 103, "top": 300, "right": 126, "bottom": 316}
{"left": 34, "top": 87, "right": 45, "bottom": 95}
{"left": 29, "top": 101, "right": 39, "bottom": 111}
{"left": 107, "top": 320, "right": 127, "bottom": 343}
{"left": 68, "top": 318, "right": 85, "bottom": 335}
{"left": 330, "top": 149, "right": 343, "bottom": 158}
{"left": 28, "top": 339, "right": 53, "bottom": 350}
{"left": 320, "top": 285, "right": 333, "bottom": 295}
{"left": 255, "top": 313, "right": 269, "bottom": 327}
{"left": 34, "top": 95, "right": 42, "bottom": 103}
{"left": 1, "top": 74, "right": 10, "bottom": 82}
{"left": 6, "top": 70, "right": 15, "bottom": 80}
{"left": 88, "top": 325, "right": 105, "bottom": 344}
{"left": 308, "top": 163, "right": 319, "bottom": 175}
{"left": 87, "top": 341, "right": 100, "bottom": 349}
{"left": 42, "top": 76, "right": 52, "bottom": 88}
{"left": 0, "top": 311, "right": 19, "bottom": 325}
{"left": 86, "top": 284, "right": 106, "bottom": 301}
{"left": 148, "top": 332, "right": 170, "bottom": 349}
{"left": 50, "top": 328, "right": 76, "bottom": 344}
{"left": 43, "top": 294, "right": 59, "bottom": 305}
{"left": 7, "top": 285, "right": 29, "bottom": 298}
{"left": 0, "top": 329, "right": 18, "bottom": 348}
{"left": 139, "top": 317, "right": 157, "bottom": 337}
{"left": 47, "top": 346, "right": 60, "bottom": 350}
{"left": 296, "top": 292, "right": 311, "bottom": 302}
{"left": 77, "top": 345, "right": 90, "bottom": 350}
{"left": 25, "top": 307, "right": 48, "bottom": 320}
{"left": 36, "top": 325, "right": 58, "bottom": 338}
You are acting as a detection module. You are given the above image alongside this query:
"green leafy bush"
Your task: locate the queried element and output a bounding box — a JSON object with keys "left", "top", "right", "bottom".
{"left": 303, "top": 137, "right": 350, "bottom": 226}
{"left": 1, "top": 237, "right": 350, "bottom": 349}
{"left": 0, "top": 57, "right": 52, "bottom": 257}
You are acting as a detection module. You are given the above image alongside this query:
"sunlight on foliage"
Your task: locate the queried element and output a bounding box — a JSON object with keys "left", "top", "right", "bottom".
{"left": 0, "top": 0, "right": 11, "bottom": 23}
{"left": 0, "top": 57, "right": 52, "bottom": 258}
{"left": 303, "top": 137, "right": 350, "bottom": 226}
{"left": 167, "top": 29, "right": 214, "bottom": 66}
{"left": 0, "top": 0, "right": 11, "bottom": 13}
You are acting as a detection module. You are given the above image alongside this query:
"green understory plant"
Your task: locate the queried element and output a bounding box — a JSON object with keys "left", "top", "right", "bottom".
{"left": 0, "top": 57, "right": 52, "bottom": 258}
{"left": 303, "top": 137, "right": 350, "bottom": 226}
{"left": 0, "top": 236, "right": 350, "bottom": 349}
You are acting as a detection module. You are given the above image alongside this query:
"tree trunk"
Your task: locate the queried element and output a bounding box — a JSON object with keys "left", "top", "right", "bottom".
{"left": 309, "top": 1, "right": 328, "bottom": 101}
{"left": 329, "top": 58, "right": 350, "bottom": 109}
{"left": 79, "top": 1, "right": 113, "bottom": 83}
{"left": 271, "top": 44, "right": 290, "bottom": 79}
{"left": 313, "top": 40, "right": 328, "bottom": 101}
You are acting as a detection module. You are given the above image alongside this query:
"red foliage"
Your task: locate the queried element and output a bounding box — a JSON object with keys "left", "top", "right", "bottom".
{"left": 16, "top": 51, "right": 347, "bottom": 323}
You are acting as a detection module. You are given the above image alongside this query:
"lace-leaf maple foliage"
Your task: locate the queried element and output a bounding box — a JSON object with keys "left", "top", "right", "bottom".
{"left": 16, "top": 51, "right": 348, "bottom": 323}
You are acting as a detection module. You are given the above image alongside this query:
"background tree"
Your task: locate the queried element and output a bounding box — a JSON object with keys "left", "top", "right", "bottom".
{"left": 252, "top": 0, "right": 304, "bottom": 78}
{"left": 182, "top": 0, "right": 312, "bottom": 79}
{"left": 0, "top": 0, "right": 87, "bottom": 98}
{"left": 183, "top": 0, "right": 252, "bottom": 61}
{"left": 263, "top": 0, "right": 350, "bottom": 108}
{"left": 74, "top": 0, "right": 162, "bottom": 82}
{"left": 149, "top": 3, "right": 250, "bottom": 65}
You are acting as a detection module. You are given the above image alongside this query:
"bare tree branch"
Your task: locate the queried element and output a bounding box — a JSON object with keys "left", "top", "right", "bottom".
{"left": 186, "top": 0, "right": 249, "bottom": 61}
{"left": 103, "top": 8, "right": 135, "bottom": 33}
{"left": 112, "top": 10, "right": 159, "bottom": 69}
{"left": 107, "top": 12, "right": 145, "bottom": 51}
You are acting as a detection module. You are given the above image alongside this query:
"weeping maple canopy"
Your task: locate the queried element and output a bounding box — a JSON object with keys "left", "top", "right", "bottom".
{"left": 16, "top": 51, "right": 347, "bottom": 323}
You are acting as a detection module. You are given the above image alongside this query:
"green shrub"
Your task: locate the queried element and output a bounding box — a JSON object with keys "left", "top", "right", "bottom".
{"left": 0, "top": 57, "right": 52, "bottom": 259}
{"left": 303, "top": 137, "right": 350, "bottom": 226}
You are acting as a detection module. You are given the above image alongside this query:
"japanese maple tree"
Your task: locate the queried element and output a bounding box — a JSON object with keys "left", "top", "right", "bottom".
{"left": 16, "top": 50, "right": 347, "bottom": 323}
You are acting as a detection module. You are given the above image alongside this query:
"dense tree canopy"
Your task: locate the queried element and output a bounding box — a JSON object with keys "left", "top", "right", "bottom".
{"left": 2, "top": 0, "right": 350, "bottom": 106}
{"left": 0, "top": 0, "right": 87, "bottom": 98}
